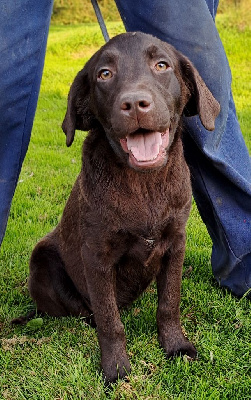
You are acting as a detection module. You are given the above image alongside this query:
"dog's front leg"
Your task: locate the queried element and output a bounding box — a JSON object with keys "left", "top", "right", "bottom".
{"left": 156, "top": 232, "right": 197, "bottom": 359}
{"left": 83, "top": 245, "right": 130, "bottom": 383}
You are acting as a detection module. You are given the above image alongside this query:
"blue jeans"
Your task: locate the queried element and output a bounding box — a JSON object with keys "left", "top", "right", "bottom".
{"left": 0, "top": 0, "right": 53, "bottom": 243}
{"left": 115, "top": 0, "right": 251, "bottom": 297}
{"left": 0, "top": 1, "right": 250, "bottom": 297}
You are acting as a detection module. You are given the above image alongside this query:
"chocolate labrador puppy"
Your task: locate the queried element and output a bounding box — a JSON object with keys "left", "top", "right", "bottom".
{"left": 27, "top": 32, "right": 220, "bottom": 382}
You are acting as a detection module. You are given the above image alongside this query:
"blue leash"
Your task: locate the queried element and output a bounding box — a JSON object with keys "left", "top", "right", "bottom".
{"left": 91, "top": 0, "right": 110, "bottom": 43}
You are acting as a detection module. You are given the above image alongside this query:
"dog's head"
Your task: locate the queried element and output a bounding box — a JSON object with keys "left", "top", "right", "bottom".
{"left": 62, "top": 32, "right": 220, "bottom": 171}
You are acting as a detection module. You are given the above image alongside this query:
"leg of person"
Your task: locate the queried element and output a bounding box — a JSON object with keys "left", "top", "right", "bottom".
{"left": 0, "top": 0, "right": 54, "bottom": 246}
{"left": 114, "top": 0, "right": 251, "bottom": 297}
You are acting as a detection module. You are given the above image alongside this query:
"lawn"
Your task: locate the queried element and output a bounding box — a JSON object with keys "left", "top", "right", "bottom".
{"left": 0, "top": 15, "right": 250, "bottom": 400}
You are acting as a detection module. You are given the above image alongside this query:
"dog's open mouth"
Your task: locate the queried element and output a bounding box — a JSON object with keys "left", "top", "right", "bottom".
{"left": 120, "top": 128, "right": 170, "bottom": 169}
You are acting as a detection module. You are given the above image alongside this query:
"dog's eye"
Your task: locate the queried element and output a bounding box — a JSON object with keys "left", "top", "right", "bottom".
{"left": 155, "top": 61, "right": 169, "bottom": 71}
{"left": 98, "top": 69, "right": 113, "bottom": 80}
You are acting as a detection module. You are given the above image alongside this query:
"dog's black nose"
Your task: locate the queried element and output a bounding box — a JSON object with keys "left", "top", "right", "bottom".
{"left": 120, "top": 92, "right": 153, "bottom": 117}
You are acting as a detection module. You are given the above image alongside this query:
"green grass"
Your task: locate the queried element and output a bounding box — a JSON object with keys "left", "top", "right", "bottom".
{"left": 0, "top": 19, "right": 250, "bottom": 399}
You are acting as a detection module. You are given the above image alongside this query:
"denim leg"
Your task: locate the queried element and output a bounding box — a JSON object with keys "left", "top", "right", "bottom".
{"left": 115, "top": 0, "right": 251, "bottom": 296}
{"left": 0, "top": 1, "right": 54, "bottom": 246}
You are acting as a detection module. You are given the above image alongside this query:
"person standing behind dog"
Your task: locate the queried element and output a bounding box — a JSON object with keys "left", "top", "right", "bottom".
{"left": 0, "top": 0, "right": 250, "bottom": 298}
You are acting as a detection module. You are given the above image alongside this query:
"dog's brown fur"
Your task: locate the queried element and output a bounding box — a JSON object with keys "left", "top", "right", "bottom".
{"left": 26, "top": 32, "right": 220, "bottom": 382}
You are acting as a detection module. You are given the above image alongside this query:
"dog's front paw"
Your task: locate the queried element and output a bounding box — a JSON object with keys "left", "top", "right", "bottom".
{"left": 159, "top": 332, "right": 197, "bottom": 360}
{"left": 102, "top": 352, "right": 131, "bottom": 384}
{"left": 165, "top": 340, "right": 197, "bottom": 360}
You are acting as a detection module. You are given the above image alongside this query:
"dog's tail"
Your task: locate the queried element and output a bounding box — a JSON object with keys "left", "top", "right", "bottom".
{"left": 11, "top": 310, "right": 41, "bottom": 325}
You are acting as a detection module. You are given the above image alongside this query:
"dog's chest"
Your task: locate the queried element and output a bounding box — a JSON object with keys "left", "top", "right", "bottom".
{"left": 115, "top": 228, "right": 167, "bottom": 306}
{"left": 123, "top": 215, "right": 175, "bottom": 267}
{"left": 129, "top": 232, "right": 157, "bottom": 259}
{"left": 110, "top": 174, "right": 173, "bottom": 227}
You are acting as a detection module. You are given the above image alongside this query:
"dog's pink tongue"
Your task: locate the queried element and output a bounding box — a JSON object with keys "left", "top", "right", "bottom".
{"left": 127, "top": 131, "right": 162, "bottom": 161}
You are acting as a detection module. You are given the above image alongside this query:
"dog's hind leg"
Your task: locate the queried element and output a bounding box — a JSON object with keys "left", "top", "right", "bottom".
{"left": 28, "top": 239, "right": 92, "bottom": 321}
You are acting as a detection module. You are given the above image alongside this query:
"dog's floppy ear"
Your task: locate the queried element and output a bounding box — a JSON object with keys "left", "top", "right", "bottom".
{"left": 62, "top": 65, "right": 95, "bottom": 147}
{"left": 178, "top": 53, "right": 220, "bottom": 131}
